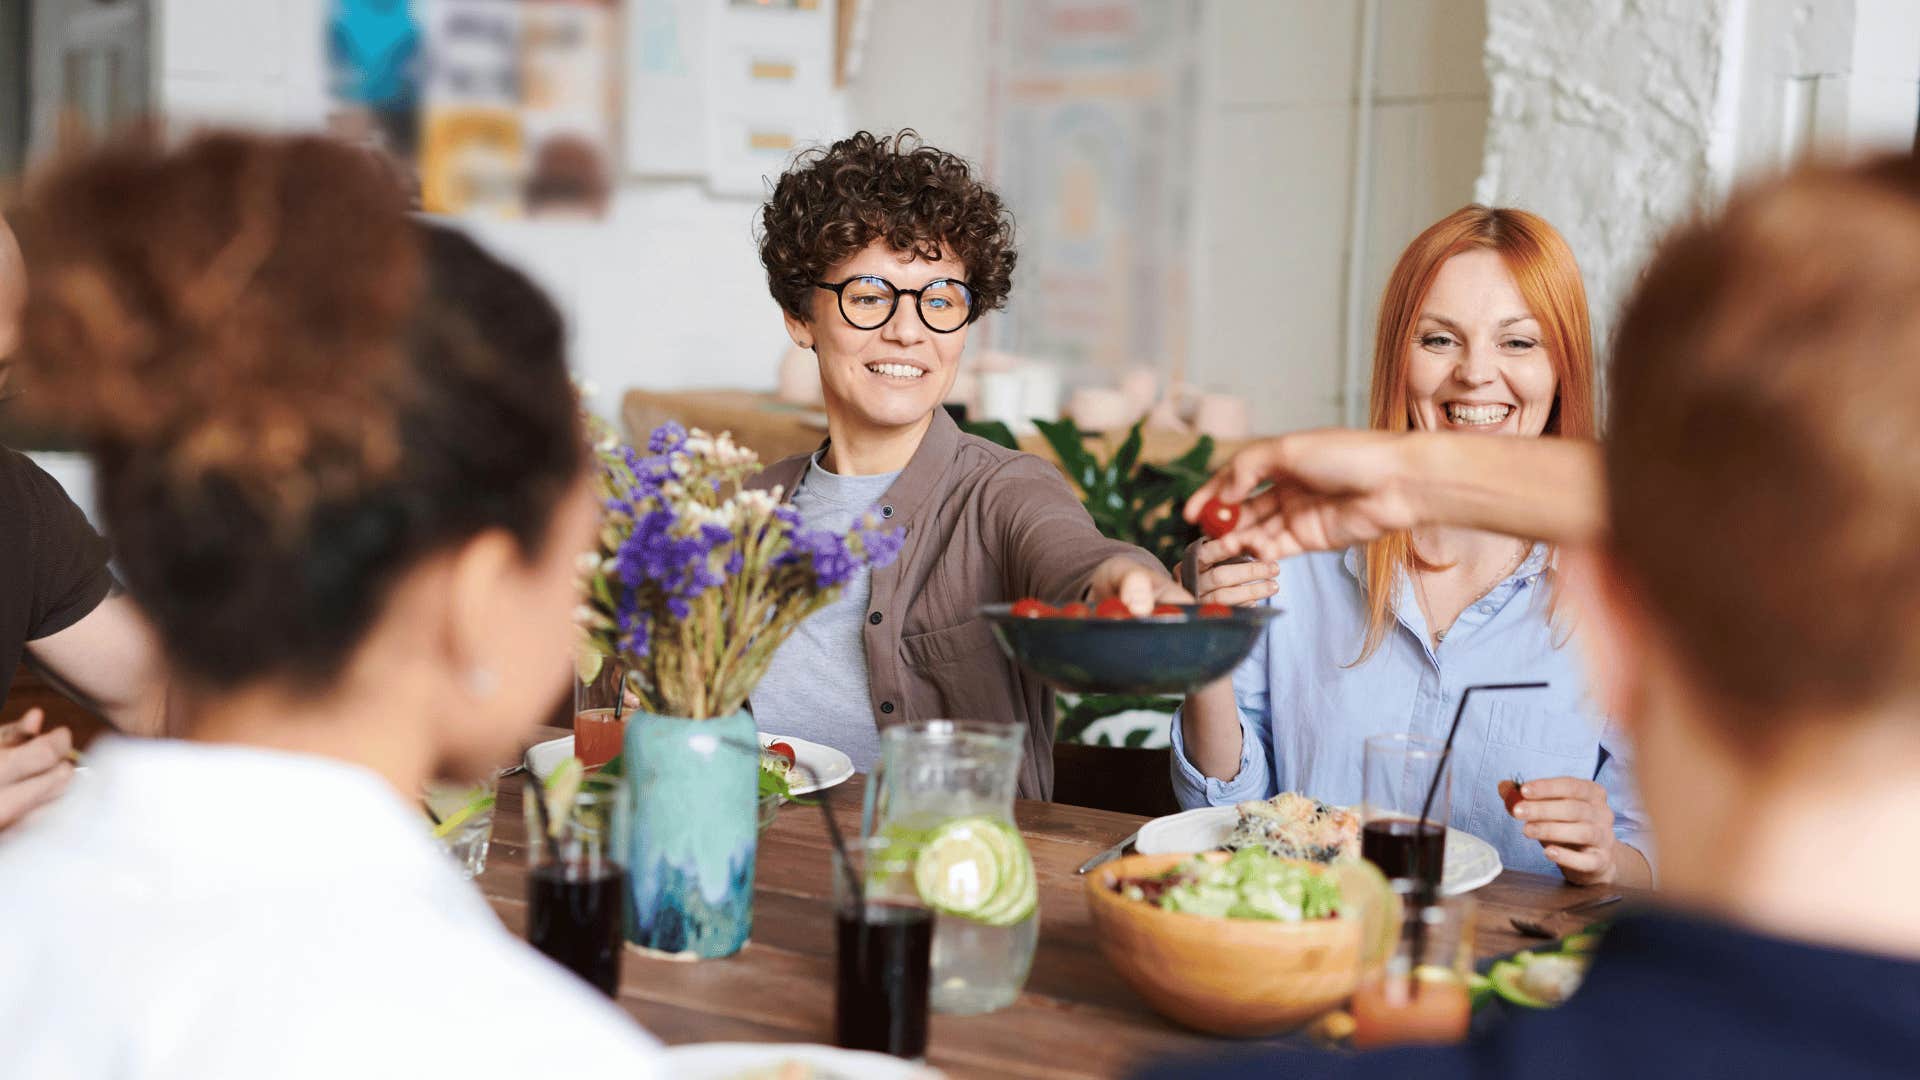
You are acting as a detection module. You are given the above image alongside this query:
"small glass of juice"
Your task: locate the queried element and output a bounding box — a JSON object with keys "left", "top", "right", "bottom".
{"left": 1351, "top": 881, "right": 1475, "bottom": 1050}
{"left": 573, "top": 660, "right": 631, "bottom": 769}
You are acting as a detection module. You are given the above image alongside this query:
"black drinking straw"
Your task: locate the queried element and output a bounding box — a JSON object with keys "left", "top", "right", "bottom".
{"left": 1401, "top": 681, "right": 1547, "bottom": 1001}
{"left": 711, "top": 735, "right": 864, "bottom": 909}
{"left": 1412, "top": 681, "right": 1548, "bottom": 896}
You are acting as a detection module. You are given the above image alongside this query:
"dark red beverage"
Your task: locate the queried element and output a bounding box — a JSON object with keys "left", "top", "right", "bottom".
{"left": 1362, "top": 818, "right": 1447, "bottom": 884}
{"left": 834, "top": 902, "right": 932, "bottom": 1059}
{"left": 528, "top": 862, "right": 628, "bottom": 997}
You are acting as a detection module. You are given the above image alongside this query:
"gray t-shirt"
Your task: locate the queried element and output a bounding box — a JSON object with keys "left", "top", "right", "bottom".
{"left": 751, "top": 453, "right": 899, "bottom": 773}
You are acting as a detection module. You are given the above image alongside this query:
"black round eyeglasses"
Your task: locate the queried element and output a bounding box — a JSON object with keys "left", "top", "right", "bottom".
{"left": 814, "top": 275, "right": 976, "bottom": 333}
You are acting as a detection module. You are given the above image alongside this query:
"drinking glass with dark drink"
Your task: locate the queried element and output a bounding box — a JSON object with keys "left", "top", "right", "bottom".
{"left": 1360, "top": 733, "right": 1452, "bottom": 886}
{"left": 525, "top": 771, "right": 630, "bottom": 996}
{"left": 1351, "top": 879, "right": 1476, "bottom": 1049}
{"left": 833, "top": 836, "right": 933, "bottom": 1061}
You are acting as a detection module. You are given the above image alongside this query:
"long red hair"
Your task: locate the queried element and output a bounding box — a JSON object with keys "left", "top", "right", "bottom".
{"left": 1356, "top": 206, "right": 1596, "bottom": 663}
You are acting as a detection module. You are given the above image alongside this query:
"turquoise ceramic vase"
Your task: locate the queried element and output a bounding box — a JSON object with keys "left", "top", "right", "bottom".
{"left": 622, "top": 708, "right": 758, "bottom": 958}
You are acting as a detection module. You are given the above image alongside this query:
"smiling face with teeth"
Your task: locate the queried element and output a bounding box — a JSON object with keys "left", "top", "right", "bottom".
{"left": 1403, "top": 249, "right": 1560, "bottom": 439}
{"left": 785, "top": 239, "right": 970, "bottom": 466}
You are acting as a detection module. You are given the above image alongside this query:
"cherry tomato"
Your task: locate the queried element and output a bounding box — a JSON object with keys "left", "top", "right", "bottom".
{"left": 1499, "top": 779, "right": 1525, "bottom": 815}
{"left": 1152, "top": 603, "right": 1184, "bottom": 616}
{"left": 768, "top": 741, "right": 797, "bottom": 765}
{"left": 1058, "top": 601, "right": 1092, "bottom": 618}
{"left": 1197, "top": 603, "right": 1233, "bottom": 618}
{"left": 1011, "top": 598, "right": 1054, "bottom": 619}
{"left": 1198, "top": 497, "right": 1241, "bottom": 540}
{"left": 1094, "top": 597, "right": 1132, "bottom": 620}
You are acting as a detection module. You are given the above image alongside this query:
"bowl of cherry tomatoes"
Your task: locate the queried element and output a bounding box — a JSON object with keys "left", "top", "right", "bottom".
{"left": 977, "top": 598, "right": 1280, "bottom": 695}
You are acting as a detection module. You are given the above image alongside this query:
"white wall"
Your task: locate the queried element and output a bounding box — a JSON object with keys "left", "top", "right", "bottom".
{"left": 1477, "top": 0, "right": 1920, "bottom": 353}
{"left": 152, "top": 0, "right": 1490, "bottom": 436}
{"left": 1187, "top": 0, "right": 1490, "bottom": 433}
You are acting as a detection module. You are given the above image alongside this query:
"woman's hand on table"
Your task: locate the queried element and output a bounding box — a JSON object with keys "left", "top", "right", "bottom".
{"left": 0, "top": 709, "right": 76, "bottom": 830}
{"left": 1086, "top": 556, "right": 1193, "bottom": 615}
{"left": 1506, "top": 776, "right": 1629, "bottom": 886}
{"left": 1185, "top": 539, "right": 1280, "bottom": 607}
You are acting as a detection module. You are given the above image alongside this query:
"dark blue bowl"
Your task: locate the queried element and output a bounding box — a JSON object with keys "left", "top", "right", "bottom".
{"left": 978, "top": 603, "right": 1281, "bottom": 695}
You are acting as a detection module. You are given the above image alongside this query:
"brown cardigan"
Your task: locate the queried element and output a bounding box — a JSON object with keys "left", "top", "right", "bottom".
{"left": 747, "top": 410, "right": 1163, "bottom": 800}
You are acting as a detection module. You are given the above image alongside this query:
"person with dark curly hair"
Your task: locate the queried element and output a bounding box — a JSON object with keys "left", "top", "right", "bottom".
{"left": 749, "top": 131, "right": 1186, "bottom": 799}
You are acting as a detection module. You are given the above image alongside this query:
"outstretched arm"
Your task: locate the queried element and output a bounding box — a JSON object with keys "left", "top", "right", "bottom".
{"left": 1182, "top": 429, "right": 1607, "bottom": 558}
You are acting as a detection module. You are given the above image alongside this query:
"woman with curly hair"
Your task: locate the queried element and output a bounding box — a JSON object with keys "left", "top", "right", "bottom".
{"left": 750, "top": 130, "right": 1185, "bottom": 799}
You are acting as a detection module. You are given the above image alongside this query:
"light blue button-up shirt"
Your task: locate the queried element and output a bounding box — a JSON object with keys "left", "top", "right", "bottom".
{"left": 1169, "top": 545, "right": 1654, "bottom": 878}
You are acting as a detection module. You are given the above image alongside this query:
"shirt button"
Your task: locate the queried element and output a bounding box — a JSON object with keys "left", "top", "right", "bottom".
{"left": 869, "top": 611, "right": 883, "bottom": 625}
{"left": 881, "top": 505, "right": 894, "bottom": 518}
{"left": 880, "top": 701, "right": 895, "bottom": 714}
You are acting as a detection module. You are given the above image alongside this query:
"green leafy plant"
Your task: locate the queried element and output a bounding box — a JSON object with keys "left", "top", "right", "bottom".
{"left": 1032, "top": 418, "right": 1215, "bottom": 571}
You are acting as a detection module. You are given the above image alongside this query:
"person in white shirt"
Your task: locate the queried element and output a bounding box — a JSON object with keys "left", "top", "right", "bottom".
{"left": 0, "top": 133, "right": 661, "bottom": 1077}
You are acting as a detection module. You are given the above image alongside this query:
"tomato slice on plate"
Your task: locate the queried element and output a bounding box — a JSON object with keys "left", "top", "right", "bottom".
{"left": 1152, "top": 603, "right": 1184, "bottom": 616}
{"left": 1057, "top": 601, "right": 1092, "bottom": 618}
{"left": 1197, "top": 603, "right": 1234, "bottom": 618}
{"left": 1094, "top": 597, "right": 1132, "bottom": 619}
{"left": 767, "top": 741, "right": 797, "bottom": 765}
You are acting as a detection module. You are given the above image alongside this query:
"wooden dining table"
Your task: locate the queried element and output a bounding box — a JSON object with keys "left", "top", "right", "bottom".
{"left": 477, "top": 734, "right": 1640, "bottom": 1078}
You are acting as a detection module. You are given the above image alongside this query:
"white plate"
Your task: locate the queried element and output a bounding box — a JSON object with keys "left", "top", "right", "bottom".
{"left": 1134, "top": 805, "right": 1502, "bottom": 896}
{"left": 660, "top": 1042, "right": 943, "bottom": 1079}
{"left": 522, "top": 732, "right": 855, "bottom": 797}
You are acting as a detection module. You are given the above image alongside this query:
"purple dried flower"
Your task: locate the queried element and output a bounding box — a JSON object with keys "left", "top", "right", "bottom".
{"left": 648, "top": 421, "right": 687, "bottom": 454}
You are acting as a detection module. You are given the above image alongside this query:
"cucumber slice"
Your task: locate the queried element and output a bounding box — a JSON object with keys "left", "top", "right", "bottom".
{"left": 1488, "top": 958, "right": 1553, "bottom": 1009}
{"left": 913, "top": 818, "right": 1008, "bottom": 917}
{"left": 974, "top": 843, "right": 1036, "bottom": 925}
{"left": 1467, "top": 971, "right": 1495, "bottom": 1011}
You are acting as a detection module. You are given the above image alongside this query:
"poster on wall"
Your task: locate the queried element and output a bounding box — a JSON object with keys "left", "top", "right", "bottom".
{"left": 986, "top": 0, "right": 1200, "bottom": 377}
{"left": 329, "top": 0, "right": 617, "bottom": 219}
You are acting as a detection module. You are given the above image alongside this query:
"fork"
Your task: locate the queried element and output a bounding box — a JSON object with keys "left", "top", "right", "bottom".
{"left": 1509, "top": 893, "right": 1623, "bottom": 939}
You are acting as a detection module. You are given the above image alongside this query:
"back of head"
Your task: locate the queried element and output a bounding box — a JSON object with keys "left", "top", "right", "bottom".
{"left": 10, "top": 132, "right": 582, "bottom": 692}
{"left": 1608, "top": 155, "right": 1920, "bottom": 729}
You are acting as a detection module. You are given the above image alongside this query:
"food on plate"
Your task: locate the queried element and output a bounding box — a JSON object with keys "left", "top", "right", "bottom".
{"left": 1198, "top": 497, "right": 1241, "bottom": 539}
{"left": 766, "top": 740, "right": 797, "bottom": 766}
{"left": 723, "top": 1063, "right": 856, "bottom": 1080}
{"left": 760, "top": 743, "right": 799, "bottom": 801}
{"left": 1152, "top": 603, "right": 1183, "bottom": 615}
{"left": 1010, "top": 598, "right": 1055, "bottom": 619}
{"left": 1198, "top": 603, "right": 1233, "bottom": 618}
{"left": 1094, "top": 597, "right": 1132, "bottom": 619}
{"left": 1488, "top": 945, "right": 1594, "bottom": 1009}
{"left": 1226, "top": 792, "right": 1361, "bottom": 863}
{"left": 1111, "top": 847, "right": 1346, "bottom": 921}
{"left": 1058, "top": 601, "right": 1092, "bottom": 618}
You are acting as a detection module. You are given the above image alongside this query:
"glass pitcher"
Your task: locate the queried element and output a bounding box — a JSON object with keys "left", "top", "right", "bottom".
{"left": 864, "top": 719, "right": 1038, "bottom": 1016}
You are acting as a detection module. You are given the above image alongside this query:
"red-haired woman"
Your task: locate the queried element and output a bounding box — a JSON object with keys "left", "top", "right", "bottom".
{"left": 1175, "top": 207, "right": 1653, "bottom": 888}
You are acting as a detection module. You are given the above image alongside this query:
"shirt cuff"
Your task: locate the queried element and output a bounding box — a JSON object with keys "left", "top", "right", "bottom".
{"left": 1616, "top": 827, "right": 1657, "bottom": 887}
{"left": 1168, "top": 704, "right": 1268, "bottom": 808}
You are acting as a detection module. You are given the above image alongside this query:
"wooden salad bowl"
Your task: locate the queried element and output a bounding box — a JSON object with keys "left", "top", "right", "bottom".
{"left": 1084, "top": 852, "right": 1361, "bottom": 1036}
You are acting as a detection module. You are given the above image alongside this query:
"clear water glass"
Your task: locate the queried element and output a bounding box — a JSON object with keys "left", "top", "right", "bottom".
{"left": 424, "top": 777, "right": 497, "bottom": 879}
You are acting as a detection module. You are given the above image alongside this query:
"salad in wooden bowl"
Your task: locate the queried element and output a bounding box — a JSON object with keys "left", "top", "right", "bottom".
{"left": 1085, "top": 849, "right": 1389, "bottom": 1036}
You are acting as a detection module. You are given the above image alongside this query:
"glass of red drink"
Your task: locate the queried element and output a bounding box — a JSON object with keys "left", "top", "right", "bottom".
{"left": 1360, "top": 733, "right": 1452, "bottom": 888}
{"left": 833, "top": 837, "right": 933, "bottom": 1061}
{"left": 573, "top": 660, "right": 630, "bottom": 769}
{"left": 524, "top": 773, "right": 630, "bottom": 996}
{"left": 1351, "top": 880, "right": 1476, "bottom": 1050}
